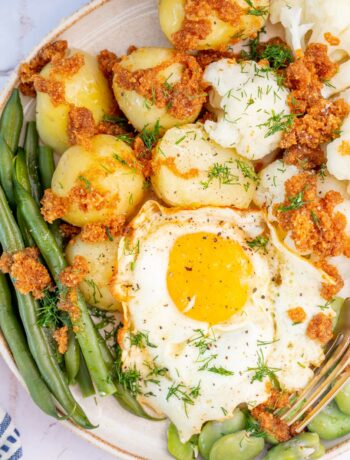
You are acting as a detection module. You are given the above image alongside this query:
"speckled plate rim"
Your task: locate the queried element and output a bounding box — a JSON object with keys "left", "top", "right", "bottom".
{"left": 0, "top": 0, "right": 349, "bottom": 458}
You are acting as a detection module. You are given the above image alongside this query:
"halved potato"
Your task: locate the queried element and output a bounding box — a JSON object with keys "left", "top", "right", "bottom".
{"left": 51, "top": 134, "right": 145, "bottom": 226}
{"left": 112, "top": 47, "right": 204, "bottom": 132}
{"left": 36, "top": 48, "right": 114, "bottom": 154}
{"left": 159, "top": 0, "right": 269, "bottom": 51}
{"left": 66, "top": 236, "right": 120, "bottom": 311}
{"left": 151, "top": 123, "right": 257, "bottom": 208}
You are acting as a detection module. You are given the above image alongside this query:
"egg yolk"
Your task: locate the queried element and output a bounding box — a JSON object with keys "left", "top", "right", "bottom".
{"left": 167, "top": 232, "right": 252, "bottom": 324}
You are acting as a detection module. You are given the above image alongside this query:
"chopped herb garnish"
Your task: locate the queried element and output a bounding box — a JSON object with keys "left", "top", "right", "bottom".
{"left": 113, "top": 345, "right": 142, "bottom": 396}
{"left": 311, "top": 210, "right": 321, "bottom": 229}
{"left": 166, "top": 381, "right": 201, "bottom": 416}
{"left": 278, "top": 189, "right": 308, "bottom": 212}
{"left": 106, "top": 226, "right": 114, "bottom": 241}
{"left": 140, "top": 120, "right": 162, "bottom": 150}
{"left": 247, "top": 236, "right": 269, "bottom": 253}
{"left": 128, "top": 330, "right": 157, "bottom": 349}
{"left": 236, "top": 160, "right": 259, "bottom": 183}
{"left": 246, "top": 417, "right": 267, "bottom": 438}
{"left": 37, "top": 289, "right": 61, "bottom": 328}
{"left": 258, "top": 110, "right": 296, "bottom": 138}
{"left": 84, "top": 279, "right": 103, "bottom": 305}
{"left": 78, "top": 175, "right": 92, "bottom": 192}
{"left": 208, "top": 366, "right": 234, "bottom": 376}
{"left": 188, "top": 329, "right": 216, "bottom": 357}
{"left": 244, "top": 0, "right": 268, "bottom": 16}
{"left": 115, "top": 134, "right": 133, "bottom": 145}
{"left": 102, "top": 114, "right": 128, "bottom": 127}
{"left": 247, "top": 349, "right": 280, "bottom": 388}
{"left": 261, "top": 44, "right": 293, "bottom": 70}
{"left": 257, "top": 338, "right": 280, "bottom": 347}
{"left": 221, "top": 407, "right": 228, "bottom": 416}
{"left": 175, "top": 135, "right": 186, "bottom": 145}
{"left": 201, "top": 162, "right": 238, "bottom": 189}
{"left": 317, "top": 298, "right": 335, "bottom": 311}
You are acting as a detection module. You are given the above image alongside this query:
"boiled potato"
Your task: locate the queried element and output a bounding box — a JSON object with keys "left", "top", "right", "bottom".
{"left": 112, "top": 47, "right": 203, "bottom": 132}
{"left": 159, "top": 0, "right": 269, "bottom": 51}
{"left": 51, "top": 134, "right": 145, "bottom": 226}
{"left": 66, "top": 236, "right": 120, "bottom": 311}
{"left": 36, "top": 48, "right": 113, "bottom": 154}
{"left": 151, "top": 123, "right": 257, "bottom": 208}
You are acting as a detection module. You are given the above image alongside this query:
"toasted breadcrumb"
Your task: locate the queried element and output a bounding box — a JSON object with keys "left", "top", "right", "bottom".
{"left": 316, "top": 260, "right": 345, "bottom": 300}
{"left": 306, "top": 312, "right": 333, "bottom": 344}
{"left": 171, "top": 0, "right": 245, "bottom": 50}
{"left": 41, "top": 189, "right": 69, "bottom": 223}
{"left": 67, "top": 106, "right": 96, "bottom": 147}
{"left": 195, "top": 49, "right": 235, "bottom": 69}
{"left": 251, "top": 390, "right": 291, "bottom": 442}
{"left": 113, "top": 52, "right": 206, "bottom": 121}
{"left": 284, "top": 144, "right": 325, "bottom": 170}
{"left": 18, "top": 40, "right": 67, "bottom": 96}
{"left": 287, "top": 307, "right": 307, "bottom": 323}
{"left": 0, "top": 248, "right": 51, "bottom": 299}
{"left": 33, "top": 76, "right": 65, "bottom": 106}
{"left": 59, "top": 223, "right": 81, "bottom": 239}
{"left": 97, "top": 49, "right": 120, "bottom": 84}
{"left": 60, "top": 255, "right": 89, "bottom": 288}
{"left": 50, "top": 52, "right": 84, "bottom": 77}
{"left": 53, "top": 325, "right": 68, "bottom": 354}
{"left": 80, "top": 217, "right": 125, "bottom": 243}
{"left": 58, "top": 288, "right": 81, "bottom": 322}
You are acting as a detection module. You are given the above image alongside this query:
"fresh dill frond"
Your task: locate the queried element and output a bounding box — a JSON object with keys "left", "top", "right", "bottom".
{"left": 188, "top": 329, "right": 216, "bottom": 357}
{"left": 236, "top": 160, "right": 259, "bottom": 183}
{"left": 84, "top": 279, "right": 103, "bottom": 305}
{"left": 244, "top": 0, "right": 268, "bottom": 16}
{"left": 78, "top": 175, "right": 92, "bottom": 192}
{"left": 246, "top": 416, "right": 267, "bottom": 438}
{"left": 201, "top": 162, "right": 238, "bottom": 189}
{"left": 261, "top": 44, "right": 293, "bottom": 70}
{"left": 247, "top": 349, "right": 280, "bottom": 387}
{"left": 247, "top": 236, "right": 269, "bottom": 253}
{"left": 102, "top": 114, "right": 129, "bottom": 127}
{"left": 128, "top": 330, "right": 157, "bottom": 349}
{"left": 37, "top": 289, "right": 61, "bottom": 328}
{"left": 278, "top": 189, "right": 308, "bottom": 212}
{"left": 166, "top": 381, "right": 201, "bottom": 415}
{"left": 139, "top": 120, "right": 162, "bottom": 150}
{"left": 208, "top": 366, "right": 234, "bottom": 376}
{"left": 258, "top": 110, "right": 296, "bottom": 138}
{"left": 113, "top": 345, "right": 142, "bottom": 396}
{"left": 115, "top": 134, "right": 133, "bottom": 145}
{"left": 317, "top": 298, "right": 335, "bottom": 311}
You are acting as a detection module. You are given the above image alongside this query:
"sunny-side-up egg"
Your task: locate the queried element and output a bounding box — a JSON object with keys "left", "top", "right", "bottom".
{"left": 203, "top": 59, "right": 290, "bottom": 160}
{"left": 254, "top": 159, "right": 350, "bottom": 298}
{"left": 113, "top": 200, "right": 334, "bottom": 441}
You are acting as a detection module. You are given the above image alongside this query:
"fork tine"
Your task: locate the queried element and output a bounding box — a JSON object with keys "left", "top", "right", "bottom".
{"left": 280, "top": 333, "right": 350, "bottom": 421}
{"left": 293, "top": 369, "right": 350, "bottom": 433}
{"left": 286, "top": 345, "right": 350, "bottom": 426}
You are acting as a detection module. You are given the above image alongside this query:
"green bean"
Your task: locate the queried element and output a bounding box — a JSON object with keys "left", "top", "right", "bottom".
{"left": 38, "top": 145, "right": 55, "bottom": 190}
{"left": 13, "top": 170, "right": 116, "bottom": 396}
{"left": 65, "top": 329, "right": 80, "bottom": 384}
{"left": 308, "top": 400, "right": 350, "bottom": 440}
{"left": 0, "top": 135, "right": 15, "bottom": 207}
{"left": 209, "top": 430, "right": 264, "bottom": 460}
{"left": 0, "top": 89, "right": 23, "bottom": 153}
{"left": 167, "top": 423, "right": 196, "bottom": 460}
{"left": 0, "top": 185, "right": 93, "bottom": 428}
{"left": 0, "top": 273, "right": 58, "bottom": 418}
{"left": 37, "top": 145, "right": 63, "bottom": 249}
{"left": 335, "top": 380, "right": 350, "bottom": 415}
{"left": 263, "top": 432, "right": 325, "bottom": 459}
{"left": 16, "top": 208, "right": 35, "bottom": 247}
{"left": 24, "top": 121, "right": 41, "bottom": 205}
{"left": 76, "top": 351, "right": 96, "bottom": 398}
{"left": 332, "top": 297, "right": 345, "bottom": 331}
{"left": 198, "top": 408, "right": 246, "bottom": 459}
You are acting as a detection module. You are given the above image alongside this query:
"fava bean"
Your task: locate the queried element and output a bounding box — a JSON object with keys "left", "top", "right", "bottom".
{"left": 308, "top": 400, "right": 350, "bottom": 440}
{"left": 335, "top": 380, "right": 350, "bottom": 415}
{"left": 332, "top": 297, "right": 345, "bottom": 331}
{"left": 198, "top": 408, "right": 246, "bottom": 459}
{"left": 264, "top": 432, "right": 324, "bottom": 459}
{"left": 167, "top": 423, "right": 196, "bottom": 460}
{"left": 209, "top": 430, "right": 264, "bottom": 460}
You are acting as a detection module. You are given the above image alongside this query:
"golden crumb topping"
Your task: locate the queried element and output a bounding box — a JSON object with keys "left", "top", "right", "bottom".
{"left": 60, "top": 256, "right": 89, "bottom": 288}
{"left": 306, "top": 312, "right": 333, "bottom": 344}
{"left": 80, "top": 217, "right": 125, "bottom": 243}
{"left": 53, "top": 325, "right": 69, "bottom": 354}
{"left": 287, "top": 307, "right": 307, "bottom": 323}
{"left": 41, "top": 189, "right": 69, "bottom": 223}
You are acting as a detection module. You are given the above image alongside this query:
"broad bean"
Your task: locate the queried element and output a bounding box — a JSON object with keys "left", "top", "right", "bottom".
{"left": 308, "top": 400, "right": 350, "bottom": 440}
{"left": 209, "top": 430, "right": 264, "bottom": 460}
{"left": 264, "top": 432, "right": 324, "bottom": 459}
{"left": 167, "top": 423, "right": 196, "bottom": 460}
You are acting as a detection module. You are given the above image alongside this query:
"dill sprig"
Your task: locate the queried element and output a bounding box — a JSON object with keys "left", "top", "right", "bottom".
{"left": 113, "top": 345, "right": 142, "bottom": 396}
{"left": 246, "top": 416, "right": 267, "bottom": 438}
{"left": 317, "top": 298, "right": 335, "bottom": 311}
{"left": 244, "top": 0, "right": 268, "bottom": 16}
{"left": 102, "top": 114, "right": 129, "bottom": 127}
{"left": 37, "top": 289, "right": 61, "bottom": 328}
{"left": 201, "top": 162, "right": 238, "bottom": 189}
{"left": 115, "top": 133, "right": 133, "bottom": 145}
{"left": 166, "top": 381, "right": 201, "bottom": 416}
{"left": 278, "top": 189, "right": 308, "bottom": 212}
{"left": 208, "top": 366, "right": 234, "bottom": 376}
{"left": 247, "top": 349, "right": 280, "bottom": 387}
{"left": 188, "top": 329, "right": 216, "bottom": 356}
{"left": 78, "top": 175, "right": 92, "bottom": 191}
{"left": 247, "top": 236, "right": 269, "bottom": 253}
{"left": 84, "top": 279, "right": 103, "bottom": 305}
{"left": 258, "top": 110, "right": 296, "bottom": 138}
{"left": 128, "top": 330, "right": 157, "bottom": 349}
{"left": 236, "top": 160, "right": 259, "bottom": 183}
{"left": 261, "top": 44, "right": 293, "bottom": 70}
{"left": 139, "top": 120, "right": 162, "bottom": 150}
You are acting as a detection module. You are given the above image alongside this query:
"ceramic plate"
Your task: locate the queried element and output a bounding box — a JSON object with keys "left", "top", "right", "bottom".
{"left": 0, "top": 0, "right": 350, "bottom": 458}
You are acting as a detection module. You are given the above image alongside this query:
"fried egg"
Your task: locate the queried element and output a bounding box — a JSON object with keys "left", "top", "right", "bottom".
{"left": 114, "top": 201, "right": 334, "bottom": 441}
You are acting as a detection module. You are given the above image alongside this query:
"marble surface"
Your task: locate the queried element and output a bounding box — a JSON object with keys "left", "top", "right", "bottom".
{"left": 0, "top": 1, "right": 349, "bottom": 460}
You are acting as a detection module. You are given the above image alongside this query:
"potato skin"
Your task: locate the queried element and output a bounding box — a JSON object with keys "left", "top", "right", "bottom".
{"left": 36, "top": 49, "right": 113, "bottom": 154}
{"left": 66, "top": 236, "right": 120, "bottom": 311}
{"left": 51, "top": 134, "right": 145, "bottom": 226}
{"left": 159, "top": 0, "right": 269, "bottom": 51}
{"left": 112, "top": 47, "right": 203, "bottom": 132}
{"left": 151, "top": 123, "right": 257, "bottom": 208}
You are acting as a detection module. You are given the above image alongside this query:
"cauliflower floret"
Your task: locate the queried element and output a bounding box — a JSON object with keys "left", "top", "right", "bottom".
{"left": 203, "top": 60, "right": 290, "bottom": 161}
{"left": 271, "top": 0, "right": 350, "bottom": 62}
{"left": 327, "top": 116, "right": 350, "bottom": 181}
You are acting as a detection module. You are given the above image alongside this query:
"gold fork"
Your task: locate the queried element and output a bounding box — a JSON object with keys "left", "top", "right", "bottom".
{"left": 277, "top": 299, "right": 350, "bottom": 433}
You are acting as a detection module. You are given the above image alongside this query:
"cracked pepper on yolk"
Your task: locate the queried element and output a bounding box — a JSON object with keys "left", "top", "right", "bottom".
{"left": 167, "top": 232, "right": 252, "bottom": 324}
